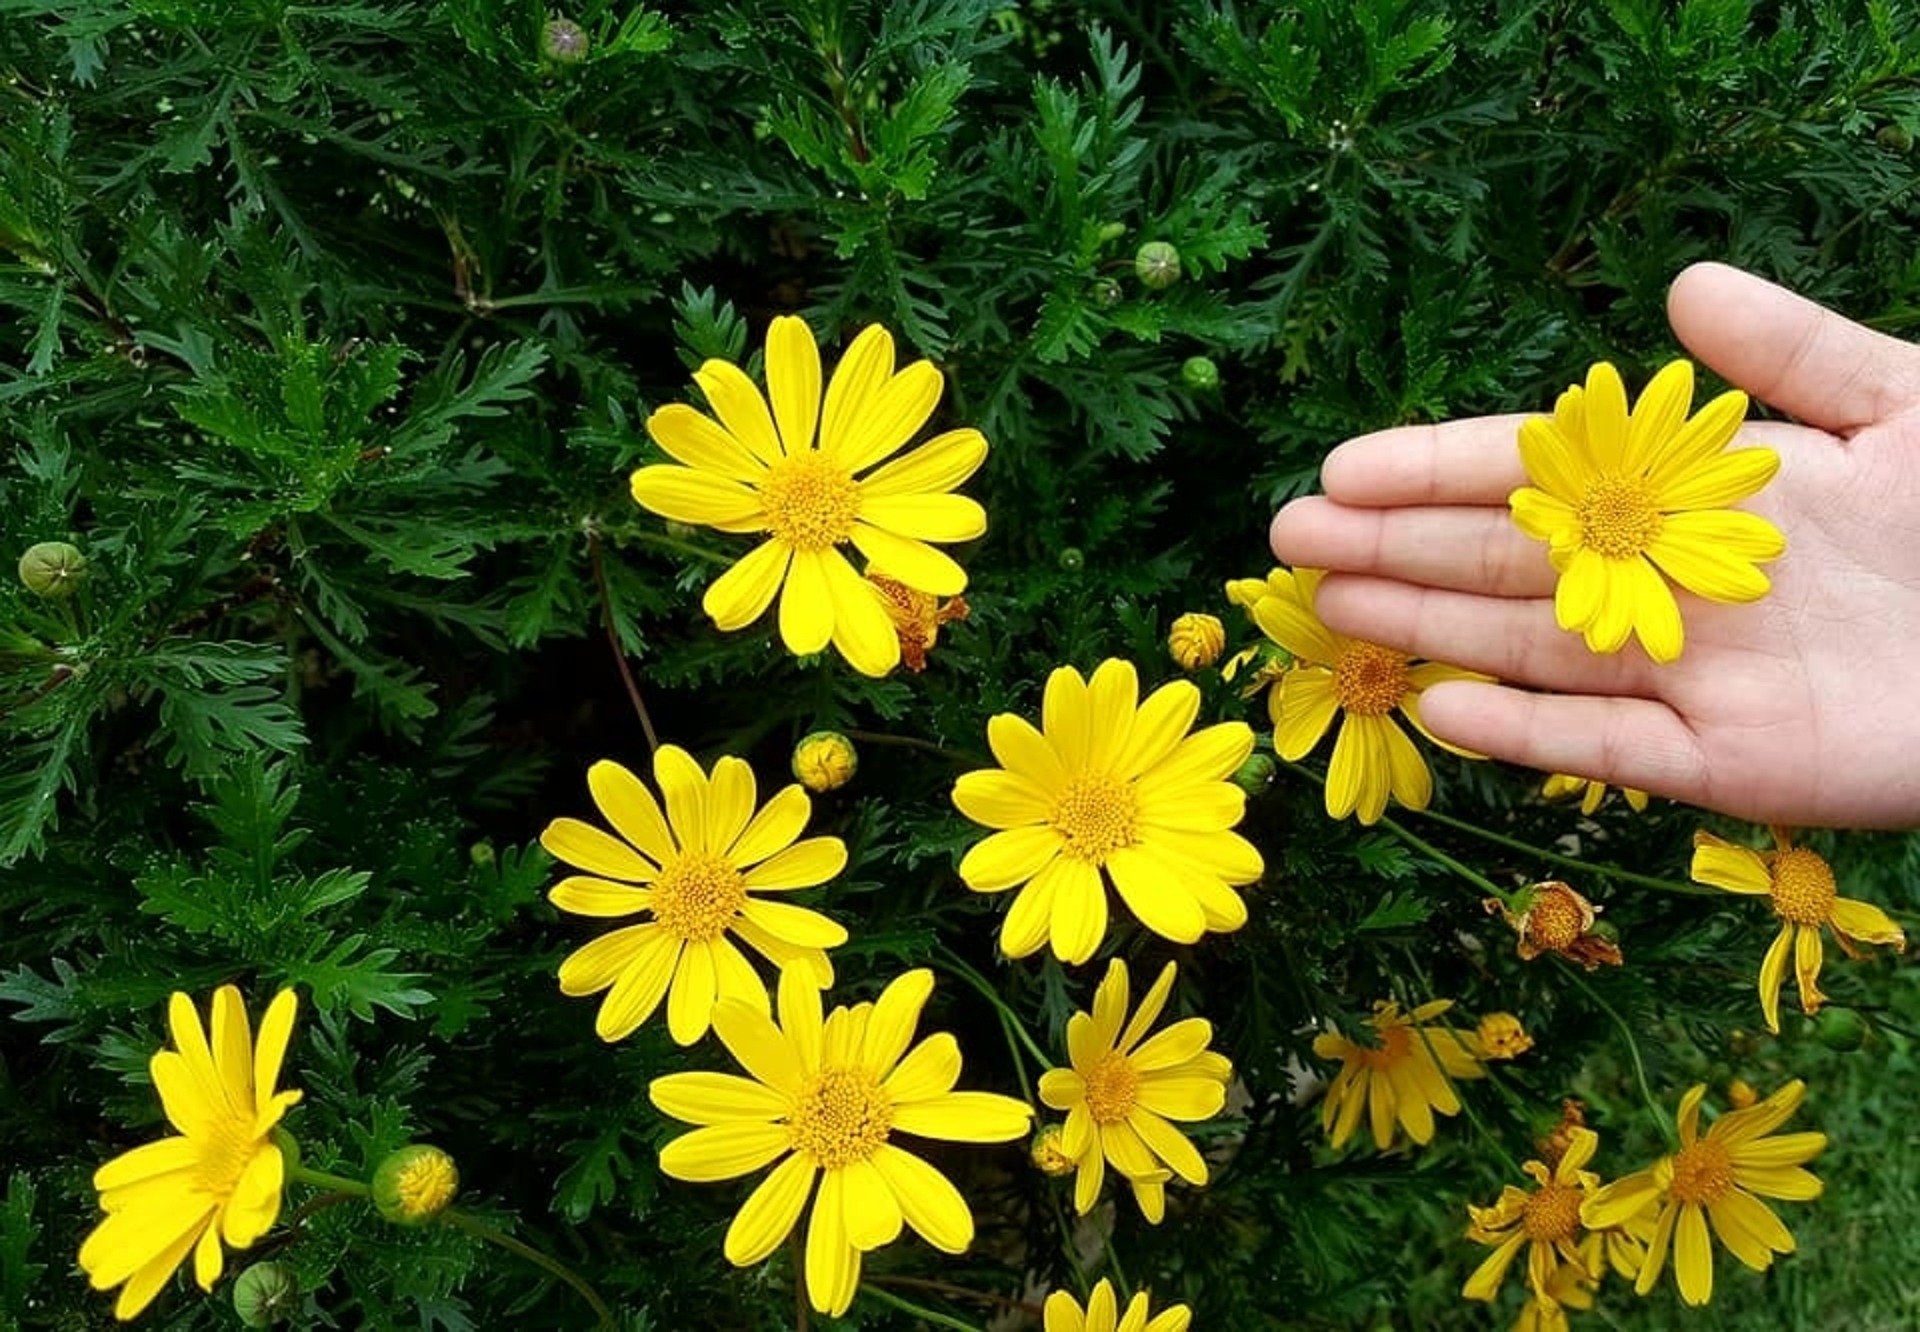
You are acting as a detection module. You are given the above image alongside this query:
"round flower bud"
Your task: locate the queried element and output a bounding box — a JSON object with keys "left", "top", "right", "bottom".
{"left": 541, "top": 17, "right": 590, "bottom": 63}
{"left": 1090, "top": 277, "right": 1124, "bottom": 307}
{"left": 1134, "top": 241, "right": 1182, "bottom": 290}
{"left": 17, "top": 541, "right": 85, "bottom": 598}
{"left": 1057, "top": 547, "right": 1084, "bottom": 572}
{"left": 1181, "top": 355, "right": 1220, "bottom": 390}
{"left": 791, "top": 730, "right": 857, "bottom": 793}
{"left": 372, "top": 1144, "right": 459, "bottom": 1226}
{"left": 233, "top": 1262, "right": 299, "bottom": 1327}
{"left": 1878, "top": 124, "right": 1915, "bottom": 153}
{"left": 1096, "top": 220, "right": 1128, "bottom": 243}
{"left": 468, "top": 840, "right": 496, "bottom": 868}
{"left": 1230, "top": 752, "right": 1277, "bottom": 796}
{"left": 1029, "top": 1124, "right": 1077, "bottom": 1177}
{"left": 1167, "top": 612, "right": 1226, "bottom": 671}
{"left": 1815, "top": 1006, "right": 1866, "bottom": 1052}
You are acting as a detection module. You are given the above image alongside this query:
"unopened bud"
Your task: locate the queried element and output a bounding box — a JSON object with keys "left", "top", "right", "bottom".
{"left": 1816, "top": 1006, "right": 1866, "bottom": 1052}
{"left": 1181, "top": 356, "right": 1220, "bottom": 390}
{"left": 372, "top": 1144, "right": 459, "bottom": 1226}
{"left": 233, "top": 1262, "right": 298, "bottom": 1327}
{"left": 791, "top": 730, "right": 857, "bottom": 793}
{"left": 541, "top": 17, "right": 590, "bottom": 63}
{"left": 1167, "top": 612, "right": 1225, "bottom": 671}
{"left": 1029, "top": 1124, "right": 1077, "bottom": 1177}
{"left": 17, "top": 541, "right": 85, "bottom": 598}
{"left": 1231, "top": 752, "right": 1277, "bottom": 796}
{"left": 1057, "top": 547, "right": 1084, "bottom": 573}
{"left": 1134, "top": 241, "right": 1182, "bottom": 290}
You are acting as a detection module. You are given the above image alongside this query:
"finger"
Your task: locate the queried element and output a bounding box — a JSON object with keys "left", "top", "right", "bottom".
{"left": 1668, "top": 262, "right": 1920, "bottom": 435}
{"left": 1312, "top": 574, "right": 1658, "bottom": 697}
{"left": 1319, "top": 416, "right": 1535, "bottom": 507}
{"left": 1268, "top": 497, "right": 1559, "bottom": 599}
{"left": 1417, "top": 680, "right": 1711, "bottom": 804}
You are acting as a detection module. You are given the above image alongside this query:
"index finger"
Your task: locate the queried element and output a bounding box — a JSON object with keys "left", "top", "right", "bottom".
{"left": 1320, "top": 414, "right": 1534, "bottom": 507}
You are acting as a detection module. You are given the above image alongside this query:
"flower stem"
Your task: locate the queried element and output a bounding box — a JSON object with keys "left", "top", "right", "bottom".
{"left": 861, "top": 1283, "right": 979, "bottom": 1331}
{"left": 1404, "top": 803, "right": 1716, "bottom": 897}
{"left": 588, "top": 531, "right": 660, "bottom": 753}
{"left": 1555, "top": 963, "right": 1678, "bottom": 1148}
{"left": 936, "top": 946, "right": 1054, "bottom": 1071}
{"left": 1377, "top": 812, "right": 1515, "bottom": 908}
{"left": 289, "top": 1166, "right": 370, "bottom": 1197}
{"left": 441, "top": 1209, "right": 616, "bottom": 1330}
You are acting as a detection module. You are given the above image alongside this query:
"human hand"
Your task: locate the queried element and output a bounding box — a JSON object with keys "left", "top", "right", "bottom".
{"left": 1268, "top": 262, "right": 1920, "bottom": 829}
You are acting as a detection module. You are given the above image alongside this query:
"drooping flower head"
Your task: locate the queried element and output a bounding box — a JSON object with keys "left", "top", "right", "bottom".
{"left": 1044, "top": 1278, "right": 1191, "bottom": 1332}
{"left": 1037, "top": 959, "right": 1232, "bottom": 1222}
{"left": 1510, "top": 359, "right": 1785, "bottom": 663}
{"left": 1582, "top": 1080, "right": 1825, "bottom": 1307}
{"left": 1312, "top": 999, "right": 1486, "bottom": 1151}
{"left": 1485, "top": 881, "right": 1623, "bottom": 970}
{"left": 649, "top": 968, "right": 1032, "bottom": 1317}
{"left": 866, "top": 569, "right": 968, "bottom": 672}
{"left": 1241, "top": 567, "right": 1485, "bottom": 825}
{"left": 953, "top": 659, "right": 1262, "bottom": 963}
{"left": 1690, "top": 827, "right": 1905, "bottom": 1032}
{"left": 79, "top": 987, "right": 302, "bottom": 1321}
{"left": 542, "top": 749, "right": 849, "bottom": 1045}
{"left": 1542, "top": 772, "right": 1648, "bottom": 815}
{"left": 631, "top": 317, "right": 988, "bottom": 677}
{"left": 1475, "top": 1012, "right": 1534, "bottom": 1061}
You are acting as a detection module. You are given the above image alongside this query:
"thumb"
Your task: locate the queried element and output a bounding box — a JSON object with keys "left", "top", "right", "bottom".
{"left": 1667, "top": 262, "right": 1920, "bottom": 434}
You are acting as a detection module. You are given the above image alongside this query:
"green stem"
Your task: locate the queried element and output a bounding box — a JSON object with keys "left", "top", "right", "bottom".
{"left": 442, "top": 1209, "right": 616, "bottom": 1330}
{"left": 1098, "top": 1227, "right": 1131, "bottom": 1297}
{"left": 936, "top": 947, "right": 1054, "bottom": 1070}
{"left": 1399, "top": 990, "right": 1524, "bottom": 1178}
{"left": 860, "top": 1284, "right": 979, "bottom": 1331}
{"left": 1376, "top": 812, "right": 1515, "bottom": 908}
{"left": 1556, "top": 963, "right": 1677, "bottom": 1149}
{"left": 1405, "top": 804, "right": 1716, "bottom": 898}
{"left": 289, "top": 1166, "right": 370, "bottom": 1197}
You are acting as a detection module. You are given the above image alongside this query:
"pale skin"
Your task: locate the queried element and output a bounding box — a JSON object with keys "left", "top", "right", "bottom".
{"left": 1268, "top": 262, "right": 1920, "bottom": 829}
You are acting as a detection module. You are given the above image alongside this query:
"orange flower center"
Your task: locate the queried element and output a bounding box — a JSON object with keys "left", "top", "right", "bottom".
{"left": 196, "top": 1118, "right": 267, "bottom": 1198}
{"left": 1769, "top": 848, "right": 1836, "bottom": 925}
{"left": 1521, "top": 1181, "right": 1583, "bottom": 1243}
{"left": 759, "top": 452, "right": 860, "bottom": 551}
{"left": 651, "top": 851, "right": 748, "bottom": 942}
{"left": 1082, "top": 1052, "right": 1141, "bottom": 1124}
{"left": 1576, "top": 475, "right": 1664, "bottom": 560}
{"left": 1667, "top": 1138, "right": 1734, "bottom": 1205}
{"left": 1050, "top": 774, "right": 1138, "bottom": 864}
{"left": 1351, "top": 1024, "right": 1414, "bottom": 1070}
{"left": 789, "top": 1067, "right": 893, "bottom": 1168}
{"left": 1332, "top": 643, "right": 1410, "bottom": 716}
{"left": 1526, "top": 890, "right": 1588, "bottom": 952}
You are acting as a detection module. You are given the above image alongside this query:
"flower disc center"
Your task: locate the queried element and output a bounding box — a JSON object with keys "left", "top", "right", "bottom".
{"left": 1083, "top": 1052, "right": 1141, "bottom": 1124}
{"left": 1769, "top": 848, "right": 1837, "bottom": 925}
{"left": 759, "top": 452, "right": 861, "bottom": 551}
{"left": 1521, "top": 1181, "right": 1583, "bottom": 1243}
{"left": 1667, "top": 1138, "right": 1735, "bottom": 1205}
{"left": 1577, "top": 475, "right": 1664, "bottom": 559}
{"left": 1352, "top": 1024, "right": 1413, "bottom": 1070}
{"left": 1332, "top": 643, "right": 1410, "bottom": 717}
{"left": 651, "top": 851, "right": 748, "bottom": 941}
{"left": 1050, "top": 775, "right": 1140, "bottom": 864}
{"left": 789, "top": 1067, "right": 893, "bottom": 1168}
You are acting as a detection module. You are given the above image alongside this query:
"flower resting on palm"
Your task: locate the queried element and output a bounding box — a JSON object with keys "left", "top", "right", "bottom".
{"left": 542, "top": 749, "right": 849, "bottom": 1045}
{"left": 1690, "top": 827, "right": 1905, "bottom": 1033}
{"left": 631, "top": 316, "right": 988, "bottom": 677}
{"left": 79, "top": 987, "right": 302, "bottom": 1321}
{"left": 1038, "top": 959, "right": 1232, "bottom": 1222}
{"left": 1582, "top": 1080, "right": 1825, "bottom": 1307}
{"left": 649, "top": 967, "right": 1032, "bottom": 1316}
{"left": 1510, "top": 359, "right": 1784, "bottom": 663}
{"left": 953, "top": 658, "right": 1261, "bottom": 963}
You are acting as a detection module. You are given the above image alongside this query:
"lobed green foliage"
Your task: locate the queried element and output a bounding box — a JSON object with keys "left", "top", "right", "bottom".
{"left": 3, "top": 0, "right": 1919, "bottom": 1328}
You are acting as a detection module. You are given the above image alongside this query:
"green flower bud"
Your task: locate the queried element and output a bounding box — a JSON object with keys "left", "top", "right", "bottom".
{"left": 1090, "top": 277, "right": 1124, "bottom": 307}
{"left": 1815, "top": 1006, "right": 1866, "bottom": 1052}
{"left": 791, "top": 730, "right": 857, "bottom": 793}
{"left": 372, "top": 1144, "right": 459, "bottom": 1226}
{"left": 541, "top": 17, "right": 590, "bottom": 63}
{"left": 1134, "top": 241, "right": 1181, "bottom": 290}
{"left": 1877, "top": 124, "right": 1915, "bottom": 153}
{"left": 233, "top": 1262, "right": 299, "bottom": 1328}
{"left": 17, "top": 541, "right": 85, "bottom": 598}
{"left": 1181, "top": 355, "right": 1220, "bottom": 390}
{"left": 468, "top": 840, "right": 496, "bottom": 868}
{"left": 1231, "top": 752, "right": 1277, "bottom": 796}
{"left": 1096, "top": 221, "right": 1128, "bottom": 244}
{"left": 1057, "top": 547, "right": 1084, "bottom": 573}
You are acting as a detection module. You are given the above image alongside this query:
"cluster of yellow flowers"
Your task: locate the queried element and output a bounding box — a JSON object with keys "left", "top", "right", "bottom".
{"left": 70, "top": 328, "right": 1906, "bottom": 1331}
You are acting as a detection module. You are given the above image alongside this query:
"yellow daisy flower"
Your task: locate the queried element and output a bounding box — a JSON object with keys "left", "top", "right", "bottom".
{"left": 1044, "top": 1278, "right": 1191, "bottom": 1332}
{"left": 1037, "top": 959, "right": 1232, "bottom": 1223}
{"left": 631, "top": 316, "right": 988, "bottom": 677}
{"left": 1246, "top": 566, "right": 1484, "bottom": 824}
{"left": 1312, "top": 999, "right": 1486, "bottom": 1151}
{"left": 1582, "top": 1080, "right": 1825, "bottom": 1307}
{"left": 1509, "top": 359, "right": 1785, "bottom": 663}
{"left": 649, "top": 968, "right": 1032, "bottom": 1317}
{"left": 1542, "top": 772, "right": 1647, "bottom": 814}
{"left": 79, "top": 987, "right": 302, "bottom": 1321}
{"left": 541, "top": 749, "right": 849, "bottom": 1045}
{"left": 1690, "top": 827, "right": 1906, "bottom": 1033}
{"left": 952, "top": 658, "right": 1261, "bottom": 963}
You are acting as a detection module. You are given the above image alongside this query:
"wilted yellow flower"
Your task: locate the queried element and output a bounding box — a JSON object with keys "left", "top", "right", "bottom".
{"left": 649, "top": 969, "right": 1032, "bottom": 1316}
{"left": 953, "top": 658, "right": 1261, "bottom": 963}
{"left": 791, "top": 730, "right": 857, "bottom": 792}
{"left": 1313, "top": 999, "right": 1485, "bottom": 1151}
{"left": 1584, "top": 1080, "right": 1825, "bottom": 1307}
{"left": 631, "top": 316, "right": 987, "bottom": 676}
{"left": 1509, "top": 359, "right": 1784, "bottom": 663}
{"left": 1038, "top": 959, "right": 1231, "bottom": 1223}
{"left": 1029, "top": 1124, "right": 1078, "bottom": 1177}
{"left": 1486, "top": 882, "right": 1622, "bottom": 970}
{"left": 79, "top": 988, "right": 302, "bottom": 1321}
{"left": 867, "top": 569, "right": 968, "bottom": 672}
{"left": 1542, "top": 772, "right": 1648, "bottom": 814}
{"left": 1044, "top": 1278, "right": 1191, "bottom": 1332}
{"left": 1167, "top": 612, "right": 1225, "bottom": 671}
{"left": 1690, "top": 827, "right": 1905, "bottom": 1032}
{"left": 1476, "top": 1012, "right": 1533, "bottom": 1060}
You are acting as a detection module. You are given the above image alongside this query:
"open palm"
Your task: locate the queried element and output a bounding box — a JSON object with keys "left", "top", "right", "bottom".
{"left": 1268, "top": 263, "right": 1920, "bottom": 828}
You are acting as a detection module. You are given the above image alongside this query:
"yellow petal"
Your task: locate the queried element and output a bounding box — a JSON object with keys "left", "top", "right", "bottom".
{"left": 693, "top": 358, "right": 783, "bottom": 466}
{"left": 1553, "top": 545, "right": 1605, "bottom": 633}
{"left": 652, "top": 745, "right": 708, "bottom": 853}
{"left": 708, "top": 757, "right": 758, "bottom": 854}
{"left": 765, "top": 316, "right": 821, "bottom": 455}
{"left": 728, "top": 784, "right": 810, "bottom": 868}
{"left": 859, "top": 427, "right": 988, "bottom": 499}
{"left": 1133, "top": 721, "right": 1253, "bottom": 798}
{"left": 1379, "top": 714, "right": 1433, "bottom": 812}
{"left": 724, "top": 1152, "right": 817, "bottom": 1266}
{"left": 714, "top": 998, "right": 806, "bottom": 1095}
{"left": 1644, "top": 387, "right": 1751, "bottom": 491}
{"left": 1655, "top": 446, "right": 1780, "bottom": 511}
{"left": 1127, "top": 1108, "right": 1208, "bottom": 1183}
{"left": 589, "top": 931, "right": 680, "bottom": 1040}
{"left": 629, "top": 464, "right": 765, "bottom": 530}
{"left": 251, "top": 989, "right": 299, "bottom": 1120}
{"left": 1622, "top": 555, "right": 1684, "bottom": 664}
{"left": 540, "top": 817, "right": 656, "bottom": 882}
{"left": 1757, "top": 922, "right": 1792, "bottom": 1034}
{"left": 1510, "top": 486, "right": 1577, "bottom": 544}
{"left": 703, "top": 539, "right": 792, "bottom": 632}
{"left": 657, "top": 1121, "right": 792, "bottom": 1182}
{"left": 986, "top": 713, "right": 1069, "bottom": 790}
{"left": 821, "top": 548, "right": 900, "bottom": 676}
{"left": 1793, "top": 924, "right": 1826, "bottom": 1015}
{"left": 666, "top": 940, "right": 718, "bottom": 1045}
{"left": 890, "top": 1091, "right": 1032, "bottom": 1143}
{"left": 1129, "top": 1018, "right": 1213, "bottom": 1073}
{"left": 645, "top": 402, "right": 766, "bottom": 481}
{"left": 650, "top": 1071, "right": 790, "bottom": 1125}
{"left": 1673, "top": 1204, "right": 1714, "bottom": 1306}
{"left": 587, "top": 759, "right": 679, "bottom": 863}
{"left": 1048, "top": 857, "right": 1108, "bottom": 965}
{"left": 850, "top": 522, "right": 970, "bottom": 595}
{"left": 1733, "top": 1165, "right": 1823, "bottom": 1200}
{"left": 1251, "top": 594, "right": 1341, "bottom": 666}
{"left": 857, "top": 492, "right": 986, "bottom": 544}
{"left": 1690, "top": 834, "right": 1772, "bottom": 894}
{"left": 840, "top": 1156, "right": 905, "bottom": 1251}
{"left": 861, "top": 969, "right": 934, "bottom": 1077}
{"left": 840, "top": 360, "right": 943, "bottom": 475}
{"left": 999, "top": 876, "right": 1058, "bottom": 958}
{"left": 779, "top": 548, "right": 836, "bottom": 655}
{"left": 819, "top": 326, "right": 896, "bottom": 452}
{"left": 1462, "top": 1234, "right": 1526, "bottom": 1301}
{"left": 884, "top": 1033, "right": 963, "bottom": 1103}
{"left": 804, "top": 1169, "right": 860, "bottom": 1316}
{"left": 1272, "top": 668, "right": 1339, "bottom": 760}
{"left": 740, "top": 898, "right": 847, "bottom": 949}
{"left": 1583, "top": 363, "right": 1629, "bottom": 472}
{"left": 1044, "top": 1290, "right": 1088, "bottom": 1332}
{"left": 549, "top": 875, "right": 650, "bottom": 918}
{"left": 958, "top": 826, "right": 1062, "bottom": 893}
{"left": 1730, "top": 1131, "right": 1827, "bottom": 1169}
{"left": 1830, "top": 896, "right": 1906, "bottom": 947}
{"left": 1118, "top": 961, "right": 1178, "bottom": 1052}
{"left": 1113, "top": 680, "right": 1201, "bottom": 780}
{"left": 1106, "top": 846, "right": 1207, "bottom": 944}
{"left": 1518, "top": 417, "right": 1586, "bottom": 503}
{"left": 741, "top": 836, "right": 847, "bottom": 891}
{"left": 1708, "top": 1189, "right": 1793, "bottom": 1271}
{"left": 870, "top": 1144, "right": 973, "bottom": 1252}
{"left": 1623, "top": 359, "right": 1695, "bottom": 474}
